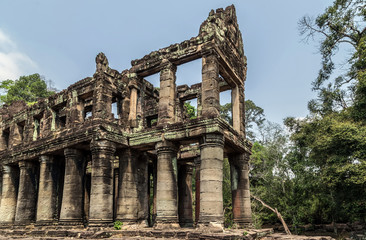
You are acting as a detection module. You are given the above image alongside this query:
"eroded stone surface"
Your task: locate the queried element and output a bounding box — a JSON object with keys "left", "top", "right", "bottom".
{"left": 0, "top": 4, "right": 252, "bottom": 230}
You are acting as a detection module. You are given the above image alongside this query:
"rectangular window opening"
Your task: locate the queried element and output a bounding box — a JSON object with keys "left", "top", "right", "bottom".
{"left": 2, "top": 128, "right": 10, "bottom": 148}
{"left": 220, "top": 90, "right": 233, "bottom": 126}
{"left": 84, "top": 105, "right": 93, "bottom": 120}
{"left": 111, "top": 97, "right": 120, "bottom": 120}
{"left": 146, "top": 114, "right": 158, "bottom": 128}
{"left": 144, "top": 73, "right": 160, "bottom": 91}
{"left": 183, "top": 98, "right": 197, "bottom": 120}
{"left": 176, "top": 58, "right": 202, "bottom": 87}
{"left": 59, "top": 116, "right": 66, "bottom": 128}
{"left": 17, "top": 121, "right": 25, "bottom": 141}
{"left": 33, "top": 113, "right": 43, "bottom": 140}
{"left": 52, "top": 102, "right": 67, "bottom": 129}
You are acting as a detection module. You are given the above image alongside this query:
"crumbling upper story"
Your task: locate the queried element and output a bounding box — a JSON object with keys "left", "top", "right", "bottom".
{"left": 0, "top": 5, "right": 252, "bottom": 228}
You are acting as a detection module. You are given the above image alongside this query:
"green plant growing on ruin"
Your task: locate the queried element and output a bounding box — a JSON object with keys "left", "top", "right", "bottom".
{"left": 113, "top": 220, "right": 123, "bottom": 230}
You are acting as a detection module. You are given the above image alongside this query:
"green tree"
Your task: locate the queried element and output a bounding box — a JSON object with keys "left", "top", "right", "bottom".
{"left": 245, "top": 100, "right": 265, "bottom": 140}
{"left": 184, "top": 101, "right": 197, "bottom": 119}
{"left": 294, "top": 0, "right": 366, "bottom": 223}
{"left": 285, "top": 114, "right": 366, "bottom": 223}
{"left": 220, "top": 103, "right": 233, "bottom": 125}
{"left": 219, "top": 100, "right": 265, "bottom": 141}
{"left": 299, "top": 0, "right": 366, "bottom": 116}
{"left": 0, "top": 73, "right": 55, "bottom": 105}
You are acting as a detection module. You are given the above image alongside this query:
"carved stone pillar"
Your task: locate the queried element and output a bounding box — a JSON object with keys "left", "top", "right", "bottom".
{"left": 0, "top": 129, "right": 7, "bottom": 151}
{"left": 197, "top": 94, "right": 202, "bottom": 118}
{"left": 155, "top": 141, "right": 179, "bottom": 227}
{"left": 158, "top": 62, "right": 176, "bottom": 126}
{"left": 199, "top": 133, "right": 224, "bottom": 226}
{"left": 66, "top": 91, "right": 84, "bottom": 127}
{"left": 178, "top": 163, "right": 193, "bottom": 227}
{"left": 201, "top": 54, "right": 220, "bottom": 118}
{"left": 230, "top": 153, "right": 252, "bottom": 227}
{"left": 36, "top": 155, "right": 58, "bottom": 223}
{"left": 60, "top": 148, "right": 85, "bottom": 223}
{"left": 89, "top": 140, "right": 116, "bottom": 224}
{"left": 0, "top": 165, "right": 18, "bottom": 223}
{"left": 15, "top": 161, "right": 37, "bottom": 224}
{"left": 11, "top": 124, "right": 22, "bottom": 146}
{"left": 116, "top": 149, "right": 148, "bottom": 225}
{"left": 128, "top": 74, "right": 139, "bottom": 126}
{"left": 129, "top": 88, "right": 138, "bottom": 120}
{"left": 0, "top": 169, "right": 2, "bottom": 209}
{"left": 194, "top": 157, "right": 201, "bottom": 224}
{"left": 232, "top": 85, "right": 245, "bottom": 136}
{"left": 93, "top": 76, "right": 113, "bottom": 120}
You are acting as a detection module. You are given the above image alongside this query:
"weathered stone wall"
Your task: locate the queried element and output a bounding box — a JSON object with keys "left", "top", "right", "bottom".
{"left": 0, "top": 5, "right": 252, "bottom": 229}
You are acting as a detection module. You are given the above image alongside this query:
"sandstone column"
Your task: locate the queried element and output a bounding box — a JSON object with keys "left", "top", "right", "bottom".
{"left": 197, "top": 93, "right": 202, "bottom": 118}
{"left": 66, "top": 91, "right": 84, "bottom": 127}
{"left": 0, "top": 129, "right": 8, "bottom": 151}
{"left": 199, "top": 133, "right": 224, "bottom": 226}
{"left": 231, "top": 85, "right": 245, "bottom": 136}
{"left": 93, "top": 77, "right": 113, "bottom": 120}
{"left": 0, "top": 169, "right": 2, "bottom": 208}
{"left": 128, "top": 74, "right": 140, "bottom": 128}
{"left": 36, "top": 155, "right": 58, "bottom": 223}
{"left": 116, "top": 149, "right": 148, "bottom": 225}
{"left": 128, "top": 88, "right": 138, "bottom": 121}
{"left": 178, "top": 163, "right": 193, "bottom": 227}
{"left": 60, "top": 148, "right": 85, "bottom": 223}
{"left": 230, "top": 153, "right": 252, "bottom": 227}
{"left": 201, "top": 54, "right": 220, "bottom": 118}
{"left": 155, "top": 141, "right": 179, "bottom": 227}
{"left": 89, "top": 140, "right": 116, "bottom": 224}
{"left": 194, "top": 157, "right": 201, "bottom": 224}
{"left": 158, "top": 62, "right": 176, "bottom": 126}
{"left": 0, "top": 165, "right": 18, "bottom": 223}
{"left": 15, "top": 161, "right": 37, "bottom": 224}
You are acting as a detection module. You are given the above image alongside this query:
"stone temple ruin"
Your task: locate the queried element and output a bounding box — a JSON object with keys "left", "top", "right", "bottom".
{"left": 0, "top": 5, "right": 252, "bottom": 229}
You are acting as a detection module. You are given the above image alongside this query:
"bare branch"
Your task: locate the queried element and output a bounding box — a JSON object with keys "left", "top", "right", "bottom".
{"left": 251, "top": 195, "right": 292, "bottom": 235}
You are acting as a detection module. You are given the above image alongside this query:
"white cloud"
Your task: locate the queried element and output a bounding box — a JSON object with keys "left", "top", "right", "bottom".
{"left": 0, "top": 29, "right": 37, "bottom": 80}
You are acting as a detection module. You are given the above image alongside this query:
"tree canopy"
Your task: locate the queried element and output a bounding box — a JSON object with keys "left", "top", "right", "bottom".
{"left": 247, "top": 0, "right": 366, "bottom": 229}
{"left": 0, "top": 73, "right": 55, "bottom": 105}
{"left": 299, "top": 0, "right": 366, "bottom": 116}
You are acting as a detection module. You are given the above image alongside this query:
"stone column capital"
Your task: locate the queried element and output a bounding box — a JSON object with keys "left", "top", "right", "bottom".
{"left": 160, "top": 60, "right": 177, "bottom": 74}
{"left": 18, "top": 160, "right": 34, "bottom": 169}
{"left": 201, "top": 48, "right": 220, "bottom": 59}
{"left": 156, "top": 141, "right": 178, "bottom": 155}
{"left": 200, "top": 133, "right": 224, "bottom": 148}
{"left": 39, "top": 155, "right": 54, "bottom": 164}
{"left": 230, "top": 152, "right": 249, "bottom": 166}
{"left": 90, "top": 139, "right": 116, "bottom": 154}
{"left": 64, "top": 148, "right": 83, "bottom": 157}
{"left": 127, "top": 73, "right": 141, "bottom": 90}
{"left": 1, "top": 165, "right": 11, "bottom": 173}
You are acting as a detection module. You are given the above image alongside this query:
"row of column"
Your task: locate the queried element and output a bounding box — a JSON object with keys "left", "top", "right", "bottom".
{"left": 0, "top": 135, "right": 251, "bottom": 227}
{"left": 0, "top": 140, "right": 149, "bottom": 225}
{"left": 155, "top": 133, "right": 252, "bottom": 228}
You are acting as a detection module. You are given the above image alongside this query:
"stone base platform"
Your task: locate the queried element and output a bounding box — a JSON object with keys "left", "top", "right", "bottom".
{"left": 0, "top": 226, "right": 338, "bottom": 239}
{"left": 0, "top": 225, "right": 274, "bottom": 239}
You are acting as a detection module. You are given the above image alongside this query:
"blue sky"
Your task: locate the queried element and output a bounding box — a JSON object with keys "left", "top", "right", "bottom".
{"left": 0, "top": 0, "right": 333, "bottom": 124}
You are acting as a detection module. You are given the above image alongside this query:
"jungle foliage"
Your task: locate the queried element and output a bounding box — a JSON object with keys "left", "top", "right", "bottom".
{"left": 246, "top": 0, "right": 366, "bottom": 229}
